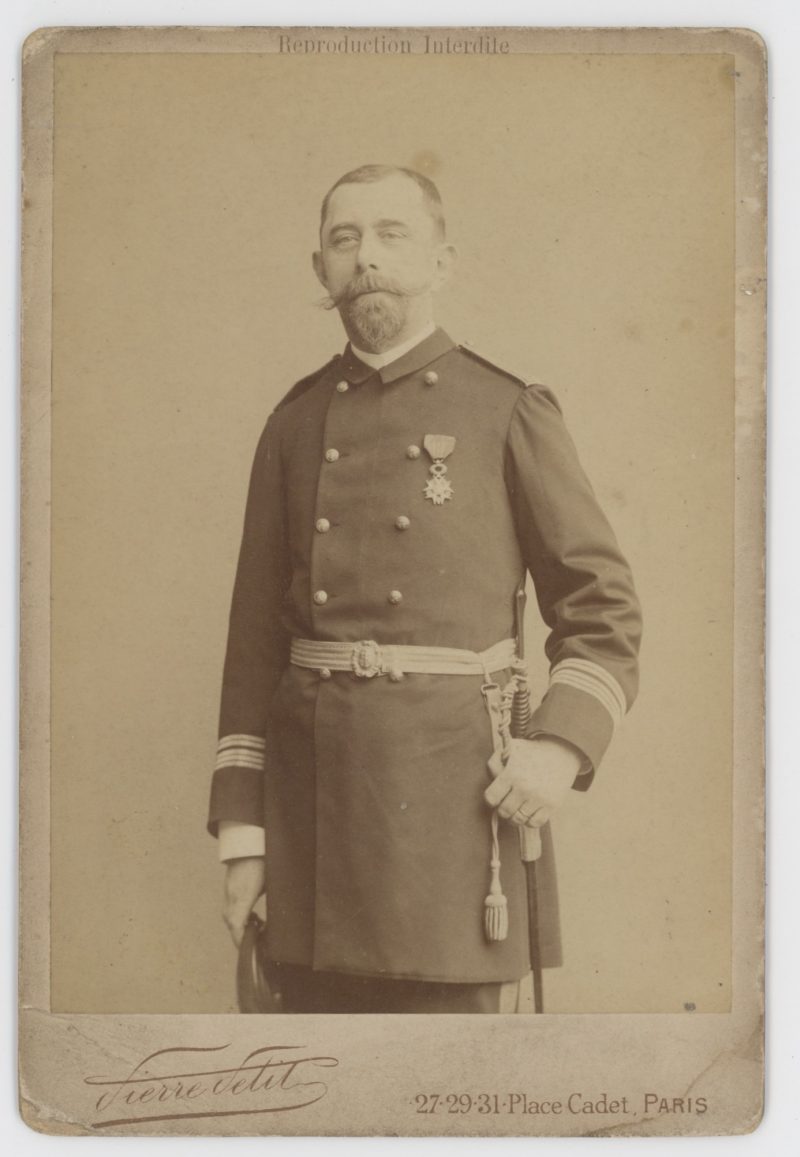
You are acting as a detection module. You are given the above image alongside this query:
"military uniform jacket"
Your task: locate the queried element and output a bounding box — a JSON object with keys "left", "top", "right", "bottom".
{"left": 208, "top": 328, "right": 641, "bottom": 984}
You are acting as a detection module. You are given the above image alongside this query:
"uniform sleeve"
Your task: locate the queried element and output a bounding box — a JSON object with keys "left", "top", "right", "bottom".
{"left": 504, "top": 385, "right": 642, "bottom": 784}
{"left": 207, "top": 412, "right": 290, "bottom": 836}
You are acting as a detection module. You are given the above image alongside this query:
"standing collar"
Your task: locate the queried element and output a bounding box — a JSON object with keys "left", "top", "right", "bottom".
{"left": 338, "top": 326, "right": 456, "bottom": 386}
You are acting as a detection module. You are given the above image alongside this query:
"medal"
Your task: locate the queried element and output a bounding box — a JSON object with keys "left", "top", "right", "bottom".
{"left": 423, "top": 434, "right": 456, "bottom": 505}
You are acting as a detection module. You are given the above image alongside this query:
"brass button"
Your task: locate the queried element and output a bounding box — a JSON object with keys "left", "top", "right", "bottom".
{"left": 324, "top": 448, "right": 340, "bottom": 463}
{"left": 395, "top": 515, "right": 411, "bottom": 531}
{"left": 313, "top": 590, "right": 328, "bottom": 605}
{"left": 388, "top": 590, "right": 403, "bottom": 605}
{"left": 315, "top": 518, "right": 331, "bottom": 533}
{"left": 423, "top": 370, "right": 438, "bottom": 386}
{"left": 319, "top": 667, "right": 332, "bottom": 680}
{"left": 336, "top": 380, "right": 349, "bottom": 393}
{"left": 406, "top": 444, "right": 421, "bottom": 459}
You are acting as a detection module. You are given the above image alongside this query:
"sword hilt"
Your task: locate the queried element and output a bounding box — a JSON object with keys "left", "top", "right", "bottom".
{"left": 519, "top": 825, "right": 542, "bottom": 862}
{"left": 510, "top": 679, "right": 531, "bottom": 738}
{"left": 511, "top": 586, "right": 532, "bottom": 733}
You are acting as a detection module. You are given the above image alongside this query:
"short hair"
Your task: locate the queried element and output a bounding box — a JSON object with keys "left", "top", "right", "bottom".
{"left": 319, "top": 165, "right": 446, "bottom": 240}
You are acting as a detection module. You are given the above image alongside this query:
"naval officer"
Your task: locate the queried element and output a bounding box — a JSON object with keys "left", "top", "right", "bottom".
{"left": 208, "top": 164, "right": 642, "bottom": 1013}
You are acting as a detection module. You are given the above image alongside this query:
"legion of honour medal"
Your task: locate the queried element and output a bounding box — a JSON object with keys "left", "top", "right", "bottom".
{"left": 423, "top": 434, "right": 456, "bottom": 505}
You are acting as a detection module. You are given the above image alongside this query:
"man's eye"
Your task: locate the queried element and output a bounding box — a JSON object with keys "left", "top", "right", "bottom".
{"left": 381, "top": 231, "right": 406, "bottom": 241}
{"left": 331, "top": 234, "right": 358, "bottom": 248}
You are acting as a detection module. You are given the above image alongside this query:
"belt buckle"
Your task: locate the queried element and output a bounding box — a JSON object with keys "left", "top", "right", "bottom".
{"left": 351, "top": 640, "right": 384, "bottom": 678}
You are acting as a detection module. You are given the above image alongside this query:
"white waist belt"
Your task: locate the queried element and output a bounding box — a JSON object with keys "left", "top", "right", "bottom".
{"left": 290, "top": 636, "right": 518, "bottom": 680}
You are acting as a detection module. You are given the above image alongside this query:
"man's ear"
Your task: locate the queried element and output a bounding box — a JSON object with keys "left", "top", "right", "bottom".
{"left": 312, "top": 250, "right": 327, "bottom": 289}
{"left": 432, "top": 243, "right": 458, "bottom": 292}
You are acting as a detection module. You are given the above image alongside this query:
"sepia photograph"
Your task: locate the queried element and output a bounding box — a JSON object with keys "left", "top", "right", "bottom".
{"left": 19, "top": 23, "right": 765, "bottom": 1136}
{"left": 219, "top": 157, "right": 642, "bottom": 1017}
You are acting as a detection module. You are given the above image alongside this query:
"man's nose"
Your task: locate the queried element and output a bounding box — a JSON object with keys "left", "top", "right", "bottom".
{"left": 355, "top": 234, "right": 380, "bottom": 272}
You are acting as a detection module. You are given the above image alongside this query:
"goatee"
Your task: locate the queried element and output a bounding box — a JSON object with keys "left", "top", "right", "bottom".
{"left": 317, "top": 270, "right": 428, "bottom": 352}
{"left": 341, "top": 291, "right": 409, "bottom": 350}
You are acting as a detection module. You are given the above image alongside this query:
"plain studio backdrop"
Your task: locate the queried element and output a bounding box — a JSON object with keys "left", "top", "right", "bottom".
{"left": 49, "top": 49, "right": 733, "bottom": 1013}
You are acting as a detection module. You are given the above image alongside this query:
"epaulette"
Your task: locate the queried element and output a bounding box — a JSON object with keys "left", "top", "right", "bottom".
{"left": 274, "top": 355, "right": 340, "bottom": 412}
{"left": 457, "top": 341, "right": 531, "bottom": 388}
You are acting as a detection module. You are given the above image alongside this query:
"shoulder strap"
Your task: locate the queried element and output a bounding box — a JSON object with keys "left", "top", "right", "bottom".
{"left": 458, "top": 341, "right": 530, "bottom": 387}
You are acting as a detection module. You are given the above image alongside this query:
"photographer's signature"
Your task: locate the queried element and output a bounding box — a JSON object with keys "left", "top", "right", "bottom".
{"left": 84, "top": 1043, "right": 339, "bottom": 1128}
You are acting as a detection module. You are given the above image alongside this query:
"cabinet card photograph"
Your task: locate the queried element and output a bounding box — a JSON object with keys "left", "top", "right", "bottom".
{"left": 19, "top": 25, "right": 766, "bottom": 1137}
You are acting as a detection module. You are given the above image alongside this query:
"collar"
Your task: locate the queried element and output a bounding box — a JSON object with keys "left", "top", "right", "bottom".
{"left": 338, "top": 326, "right": 456, "bottom": 386}
{"left": 350, "top": 322, "right": 436, "bottom": 369}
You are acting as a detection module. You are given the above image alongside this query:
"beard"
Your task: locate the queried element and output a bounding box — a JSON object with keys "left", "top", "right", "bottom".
{"left": 319, "top": 270, "right": 427, "bottom": 351}
{"left": 340, "top": 290, "right": 410, "bottom": 350}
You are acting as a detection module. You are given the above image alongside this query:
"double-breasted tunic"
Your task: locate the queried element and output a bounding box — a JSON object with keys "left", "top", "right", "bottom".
{"left": 208, "top": 328, "right": 641, "bottom": 984}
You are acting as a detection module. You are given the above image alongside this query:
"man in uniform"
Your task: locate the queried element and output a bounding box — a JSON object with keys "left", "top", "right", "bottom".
{"left": 207, "top": 164, "right": 641, "bottom": 1013}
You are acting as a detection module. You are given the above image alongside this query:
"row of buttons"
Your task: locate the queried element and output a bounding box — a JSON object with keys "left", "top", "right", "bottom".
{"left": 315, "top": 515, "right": 410, "bottom": 533}
{"left": 313, "top": 589, "right": 403, "bottom": 606}
{"left": 324, "top": 444, "right": 422, "bottom": 463}
{"left": 334, "top": 371, "right": 439, "bottom": 393}
{"left": 312, "top": 375, "right": 436, "bottom": 618}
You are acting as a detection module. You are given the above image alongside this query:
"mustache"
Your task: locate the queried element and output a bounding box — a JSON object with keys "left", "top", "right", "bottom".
{"left": 317, "top": 272, "right": 429, "bottom": 311}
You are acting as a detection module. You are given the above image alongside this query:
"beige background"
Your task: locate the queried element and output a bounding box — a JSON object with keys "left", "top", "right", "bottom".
{"left": 49, "top": 49, "right": 735, "bottom": 1013}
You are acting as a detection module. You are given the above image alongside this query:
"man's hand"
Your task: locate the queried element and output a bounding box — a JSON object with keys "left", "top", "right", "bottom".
{"left": 484, "top": 736, "right": 583, "bottom": 827}
{"left": 223, "top": 856, "right": 266, "bottom": 948}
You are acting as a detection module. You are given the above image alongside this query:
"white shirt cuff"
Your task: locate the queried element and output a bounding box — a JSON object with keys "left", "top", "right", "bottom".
{"left": 217, "top": 820, "right": 266, "bottom": 862}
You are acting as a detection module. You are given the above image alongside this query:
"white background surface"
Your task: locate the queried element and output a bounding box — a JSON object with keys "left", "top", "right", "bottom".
{"left": 3, "top": 0, "right": 794, "bottom": 1151}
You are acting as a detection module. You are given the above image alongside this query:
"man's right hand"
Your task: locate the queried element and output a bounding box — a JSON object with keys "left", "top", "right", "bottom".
{"left": 223, "top": 856, "right": 266, "bottom": 948}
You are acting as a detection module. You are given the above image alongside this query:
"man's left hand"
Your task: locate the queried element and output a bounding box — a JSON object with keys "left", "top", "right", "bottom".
{"left": 484, "top": 736, "right": 583, "bottom": 827}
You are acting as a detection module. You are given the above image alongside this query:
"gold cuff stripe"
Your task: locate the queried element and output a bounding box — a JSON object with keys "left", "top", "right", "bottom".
{"left": 214, "top": 754, "right": 265, "bottom": 772}
{"left": 215, "top": 733, "right": 266, "bottom": 772}
{"left": 561, "top": 659, "right": 628, "bottom": 716}
{"left": 217, "top": 734, "right": 265, "bottom": 750}
{"left": 549, "top": 659, "right": 627, "bottom": 727}
{"left": 549, "top": 669, "right": 621, "bottom": 726}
